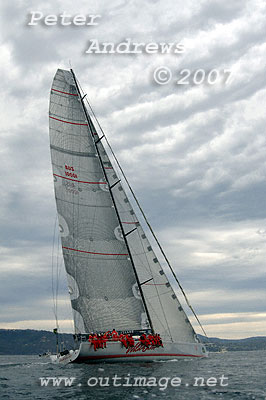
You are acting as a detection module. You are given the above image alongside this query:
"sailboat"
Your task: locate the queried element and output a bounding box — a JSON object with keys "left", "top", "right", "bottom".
{"left": 48, "top": 68, "right": 208, "bottom": 363}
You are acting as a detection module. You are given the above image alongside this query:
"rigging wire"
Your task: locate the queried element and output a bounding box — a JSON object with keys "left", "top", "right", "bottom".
{"left": 76, "top": 81, "right": 208, "bottom": 338}
{"left": 51, "top": 214, "right": 58, "bottom": 328}
{"left": 55, "top": 225, "right": 61, "bottom": 330}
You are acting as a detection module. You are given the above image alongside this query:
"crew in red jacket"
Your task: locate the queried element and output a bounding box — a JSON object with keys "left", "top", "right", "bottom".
{"left": 119, "top": 333, "right": 128, "bottom": 348}
{"left": 112, "top": 329, "right": 119, "bottom": 341}
{"left": 126, "top": 334, "right": 135, "bottom": 347}
{"left": 92, "top": 335, "right": 98, "bottom": 351}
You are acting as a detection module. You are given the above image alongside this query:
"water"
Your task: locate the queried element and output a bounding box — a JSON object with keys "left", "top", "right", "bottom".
{"left": 0, "top": 351, "right": 265, "bottom": 399}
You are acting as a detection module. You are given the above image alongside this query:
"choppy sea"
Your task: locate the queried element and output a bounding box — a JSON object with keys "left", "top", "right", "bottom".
{"left": 0, "top": 351, "right": 265, "bottom": 399}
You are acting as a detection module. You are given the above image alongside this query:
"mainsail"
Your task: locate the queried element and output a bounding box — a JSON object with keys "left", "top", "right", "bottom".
{"left": 49, "top": 69, "right": 197, "bottom": 343}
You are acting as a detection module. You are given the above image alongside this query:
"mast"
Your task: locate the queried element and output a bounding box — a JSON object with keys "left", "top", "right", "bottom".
{"left": 70, "top": 69, "right": 154, "bottom": 333}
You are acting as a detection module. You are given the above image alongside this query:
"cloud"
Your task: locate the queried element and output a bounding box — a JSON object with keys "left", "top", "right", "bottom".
{"left": 0, "top": 0, "right": 265, "bottom": 339}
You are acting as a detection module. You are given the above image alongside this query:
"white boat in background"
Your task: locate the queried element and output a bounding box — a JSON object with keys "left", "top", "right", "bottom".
{"left": 48, "top": 68, "right": 208, "bottom": 363}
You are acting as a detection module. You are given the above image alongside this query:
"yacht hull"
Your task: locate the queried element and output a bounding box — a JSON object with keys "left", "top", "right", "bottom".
{"left": 50, "top": 341, "right": 207, "bottom": 364}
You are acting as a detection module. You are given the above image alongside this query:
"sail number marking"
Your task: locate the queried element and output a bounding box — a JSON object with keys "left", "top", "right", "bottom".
{"left": 65, "top": 164, "right": 78, "bottom": 179}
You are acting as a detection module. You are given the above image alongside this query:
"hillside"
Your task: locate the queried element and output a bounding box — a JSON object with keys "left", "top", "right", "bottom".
{"left": 198, "top": 334, "right": 266, "bottom": 352}
{"left": 0, "top": 329, "right": 74, "bottom": 355}
{"left": 0, "top": 329, "right": 266, "bottom": 355}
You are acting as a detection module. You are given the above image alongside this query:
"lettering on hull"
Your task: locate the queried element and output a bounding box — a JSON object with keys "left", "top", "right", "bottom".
{"left": 126, "top": 342, "right": 157, "bottom": 354}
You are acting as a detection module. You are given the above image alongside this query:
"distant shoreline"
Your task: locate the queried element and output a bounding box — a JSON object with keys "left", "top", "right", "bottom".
{"left": 0, "top": 329, "right": 266, "bottom": 355}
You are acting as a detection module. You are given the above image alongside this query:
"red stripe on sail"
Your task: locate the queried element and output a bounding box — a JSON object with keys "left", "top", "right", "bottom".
{"left": 53, "top": 174, "right": 107, "bottom": 185}
{"left": 62, "top": 246, "right": 128, "bottom": 256}
{"left": 52, "top": 89, "right": 78, "bottom": 96}
{"left": 49, "top": 116, "right": 88, "bottom": 126}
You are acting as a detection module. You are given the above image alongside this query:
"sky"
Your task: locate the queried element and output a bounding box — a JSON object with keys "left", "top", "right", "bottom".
{"left": 0, "top": 0, "right": 266, "bottom": 339}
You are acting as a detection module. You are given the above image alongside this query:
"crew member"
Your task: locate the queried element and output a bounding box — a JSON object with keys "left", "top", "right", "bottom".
{"left": 112, "top": 329, "right": 119, "bottom": 341}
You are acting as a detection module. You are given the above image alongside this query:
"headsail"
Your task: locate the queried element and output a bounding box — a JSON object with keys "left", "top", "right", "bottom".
{"left": 49, "top": 68, "right": 198, "bottom": 343}
{"left": 96, "top": 140, "right": 196, "bottom": 342}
